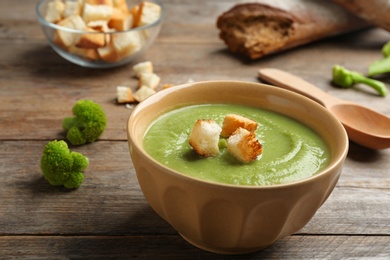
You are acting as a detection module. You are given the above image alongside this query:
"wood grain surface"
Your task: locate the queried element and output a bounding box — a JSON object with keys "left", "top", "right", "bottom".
{"left": 0, "top": 0, "right": 389, "bottom": 258}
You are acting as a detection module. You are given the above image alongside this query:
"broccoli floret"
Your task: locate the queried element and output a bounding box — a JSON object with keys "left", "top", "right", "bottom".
{"left": 40, "top": 140, "right": 89, "bottom": 189}
{"left": 332, "top": 65, "right": 387, "bottom": 97}
{"left": 63, "top": 100, "right": 107, "bottom": 145}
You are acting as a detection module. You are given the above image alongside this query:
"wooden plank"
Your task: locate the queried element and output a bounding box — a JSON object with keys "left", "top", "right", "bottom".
{"left": 0, "top": 140, "right": 173, "bottom": 235}
{"left": 0, "top": 141, "right": 389, "bottom": 235}
{"left": 1, "top": 2, "right": 389, "bottom": 129}
{"left": 1, "top": 29, "right": 389, "bottom": 140}
{"left": 1, "top": 0, "right": 389, "bottom": 258}
{"left": 0, "top": 235, "right": 389, "bottom": 258}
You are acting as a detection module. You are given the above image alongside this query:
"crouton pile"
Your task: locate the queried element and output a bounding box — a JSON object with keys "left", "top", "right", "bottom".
{"left": 189, "top": 114, "right": 263, "bottom": 163}
{"left": 116, "top": 60, "right": 173, "bottom": 103}
{"left": 44, "top": 0, "right": 162, "bottom": 62}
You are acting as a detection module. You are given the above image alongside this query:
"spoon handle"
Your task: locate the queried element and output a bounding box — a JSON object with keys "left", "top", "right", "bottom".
{"left": 258, "top": 68, "right": 340, "bottom": 107}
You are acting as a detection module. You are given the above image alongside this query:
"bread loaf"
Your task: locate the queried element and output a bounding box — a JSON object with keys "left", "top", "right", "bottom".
{"left": 331, "top": 0, "right": 390, "bottom": 32}
{"left": 216, "top": 0, "right": 370, "bottom": 59}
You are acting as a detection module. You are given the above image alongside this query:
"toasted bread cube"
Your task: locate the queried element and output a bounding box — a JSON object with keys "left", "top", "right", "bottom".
{"left": 111, "top": 30, "right": 143, "bottom": 59}
{"left": 55, "top": 15, "right": 86, "bottom": 48}
{"left": 227, "top": 128, "right": 262, "bottom": 163}
{"left": 87, "top": 20, "right": 109, "bottom": 31}
{"left": 75, "top": 27, "right": 106, "bottom": 48}
{"left": 77, "top": 0, "right": 85, "bottom": 15}
{"left": 113, "top": 0, "right": 128, "bottom": 13}
{"left": 138, "top": 72, "right": 160, "bottom": 90}
{"left": 63, "top": 0, "right": 81, "bottom": 18}
{"left": 85, "top": 0, "right": 113, "bottom": 6}
{"left": 133, "top": 85, "right": 156, "bottom": 102}
{"left": 83, "top": 3, "right": 113, "bottom": 23}
{"left": 116, "top": 86, "right": 135, "bottom": 103}
{"left": 53, "top": 32, "right": 67, "bottom": 49}
{"left": 108, "top": 7, "right": 134, "bottom": 31}
{"left": 63, "top": 14, "right": 86, "bottom": 30}
{"left": 80, "top": 48, "right": 100, "bottom": 60}
{"left": 45, "top": 0, "right": 65, "bottom": 23}
{"left": 68, "top": 45, "right": 100, "bottom": 60}
{"left": 87, "top": 20, "right": 111, "bottom": 43}
{"left": 97, "top": 44, "right": 119, "bottom": 62}
{"left": 189, "top": 119, "right": 222, "bottom": 157}
{"left": 135, "top": 1, "right": 161, "bottom": 27}
{"left": 129, "top": 5, "right": 140, "bottom": 28}
{"left": 221, "top": 114, "right": 258, "bottom": 138}
{"left": 133, "top": 61, "right": 153, "bottom": 77}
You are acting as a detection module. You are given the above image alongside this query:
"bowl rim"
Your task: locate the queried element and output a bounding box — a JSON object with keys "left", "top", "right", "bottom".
{"left": 36, "top": 0, "right": 164, "bottom": 34}
{"left": 128, "top": 80, "right": 349, "bottom": 190}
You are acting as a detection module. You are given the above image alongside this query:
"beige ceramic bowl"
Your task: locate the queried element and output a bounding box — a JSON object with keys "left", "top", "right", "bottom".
{"left": 127, "top": 81, "right": 349, "bottom": 254}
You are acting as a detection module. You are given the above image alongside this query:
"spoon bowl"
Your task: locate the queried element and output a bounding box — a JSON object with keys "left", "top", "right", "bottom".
{"left": 258, "top": 68, "right": 390, "bottom": 150}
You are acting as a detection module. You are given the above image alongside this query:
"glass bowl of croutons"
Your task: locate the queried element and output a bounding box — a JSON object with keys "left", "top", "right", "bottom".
{"left": 36, "top": 0, "right": 163, "bottom": 68}
{"left": 127, "top": 80, "right": 349, "bottom": 254}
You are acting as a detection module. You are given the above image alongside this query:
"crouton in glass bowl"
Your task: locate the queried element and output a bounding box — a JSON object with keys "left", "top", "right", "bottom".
{"left": 127, "top": 81, "right": 349, "bottom": 254}
{"left": 36, "top": 0, "right": 163, "bottom": 68}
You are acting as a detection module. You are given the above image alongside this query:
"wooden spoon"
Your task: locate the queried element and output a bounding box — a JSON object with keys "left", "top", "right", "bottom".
{"left": 258, "top": 68, "right": 390, "bottom": 150}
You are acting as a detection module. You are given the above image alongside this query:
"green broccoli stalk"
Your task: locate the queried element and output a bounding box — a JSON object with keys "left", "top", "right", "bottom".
{"left": 368, "top": 57, "right": 390, "bottom": 77}
{"left": 332, "top": 65, "right": 388, "bottom": 97}
{"left": 368, "top": 41, "right": 390, "bottom": 76}
{"left": 40, "top": 140, "right": 89, "bottom": 189}
{"left": 63, "top": 100, "right": 107, "bottom": 145}
{"left": 382, "top": 41, "right": 390, "bottom": 58}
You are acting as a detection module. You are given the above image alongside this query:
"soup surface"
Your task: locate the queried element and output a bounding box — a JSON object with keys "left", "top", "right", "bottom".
{"left": 143, "top": 104, "right": 330, "bottom": 186}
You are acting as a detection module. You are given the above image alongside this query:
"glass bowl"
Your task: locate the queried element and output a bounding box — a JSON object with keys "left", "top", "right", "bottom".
{"left": 36, "top": 0, "right": 163, "bottom": 68}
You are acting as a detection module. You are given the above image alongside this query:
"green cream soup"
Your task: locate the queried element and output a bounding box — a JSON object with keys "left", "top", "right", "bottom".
{"left": 143, "top": 104, "right": 330, "bottom": 186}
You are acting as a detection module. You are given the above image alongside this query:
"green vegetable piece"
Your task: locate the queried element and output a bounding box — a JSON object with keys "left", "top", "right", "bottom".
{"left": 63, "top": 100, "right": 107, "bottom": 145}
{"left": 367, "top": 41, "right": 390, "bottom": 77}
{"left": 218, "top": 138, "right": 227, "bottom": 149}
{"left": 332, "top": 65, "right": 388, "bottom": 97}
{"left": 382, "top": 41, "right": 390, "bottom": 58}
{"left": 40, "top": 140, "right": 89, "bottom": 189}
{"left": 368, "top": 57, "right": 390, "bottom": 77}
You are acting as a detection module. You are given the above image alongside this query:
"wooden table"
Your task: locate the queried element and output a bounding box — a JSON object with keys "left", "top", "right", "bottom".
{"left": 1, "top": 0, "right": 389, "bottom": 258}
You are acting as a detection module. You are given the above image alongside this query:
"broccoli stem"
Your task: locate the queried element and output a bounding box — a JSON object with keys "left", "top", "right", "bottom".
{"left": 368, "top": 57, "right": 390, "bottom": 77}
{"left": 351, "top": 71, "right": 388, "bottom": 97}
{"left": 368, "top": 41, "right": 390, "bottom": 77}
{"left": 333, "top": 65, "right": 388, "bottom": 97}
{"left": 382, "top": 42, "right": 390, "bottom": 58}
